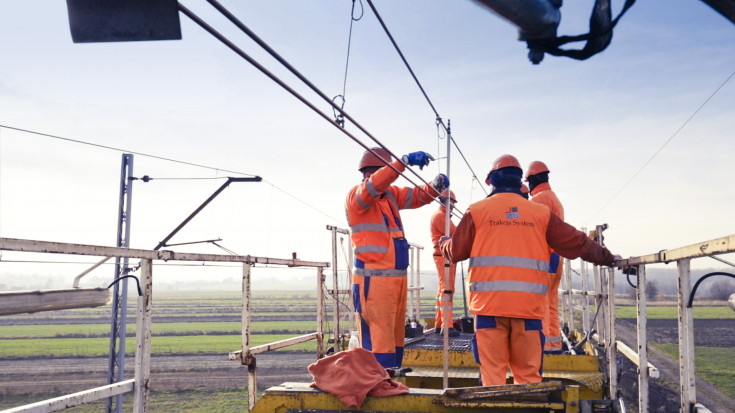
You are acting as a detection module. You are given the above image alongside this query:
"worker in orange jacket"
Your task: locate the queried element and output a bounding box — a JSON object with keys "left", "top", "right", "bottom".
{"left": 430, "top": 189, "right": 460, "bottom": 337}
{"left": 526, "top": 160, "right": 565, "bottom": 353}
{"left": 347, "top": 147, "right": 449, "bottom": 368}
{"left": 440, "top": 154, "right": 618, "bottom": 385}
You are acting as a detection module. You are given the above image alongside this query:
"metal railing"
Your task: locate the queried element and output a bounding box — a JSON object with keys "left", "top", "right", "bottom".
{"left": 0, "top": 237, "right": 327, "bottom": 413}
{"left": 324, "top": 226, "right": 426, "bottom": 354}
{"left": 559, "top": 233, "right": 735, "bottom": 413}
{"left": 407, "top": 241, "right": 425, "bottom": 326}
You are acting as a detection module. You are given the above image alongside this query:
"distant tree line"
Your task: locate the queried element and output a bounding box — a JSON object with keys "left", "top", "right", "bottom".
{"left": 568, "top": 266, "right": 735, "bottom": 301}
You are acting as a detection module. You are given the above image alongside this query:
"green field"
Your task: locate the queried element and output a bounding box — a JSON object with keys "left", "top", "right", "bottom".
{"left": 0, "top": 320, "right": 318, "bottom": 339}
{"left": 615, "top": 306, "right": 735, "bottom": 319}
{"left": 654, "top": 344, "right": 735, "bottom": 399}
{"left": 0, "top": 333, "right": 318, "bottom": 358}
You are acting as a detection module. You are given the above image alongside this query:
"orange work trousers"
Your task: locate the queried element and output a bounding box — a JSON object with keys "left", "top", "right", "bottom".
{"left": 472, "top": 316, "right": 545, "bottom": 386}
{"left": 352, "top": 274, "right": 407, "bottom": 368}
{"left": 433, "top": 255, "right": 456, "bottom": 329}
{"left": 543, "top": 262, "right": 563, "bottom": 352}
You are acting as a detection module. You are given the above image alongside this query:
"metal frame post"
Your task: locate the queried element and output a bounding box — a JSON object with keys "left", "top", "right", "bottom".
{"left": 241, "top": 263, "right": 256, "bottom": 411}
{"left": 133, "top": 259, "right": 152, "bottom": 413}
{"left": 636, "top": 265, "right": 649, "bottom": 413}
{"left": 677, "top": 258, "right": 696, "bottom": 412}
{"left": 406, "top": 243, "right": 423, "bottom": 325}
{"left": 560, "top": 259, "right": 569, "bottom": 329}
{"left": 408, "top": 246, "right": 416, "bottom": 320}
{"left": 317, "top": 267, "right": 325, "bottom": 358}
{"left": 441, "top": 122, "right": 452, "bottom": 389}
{"left": 415, "top": 246, "right": 421, "bottom": 324}
{"left": 563, "top": 259, "right": 574, "bottom": 332}
{"left": 330, "top": 227, "right": 340, "bottom": 352}
{"left": 593, "top": 265, "right": 606, "bottom": 343}
{"left": 581, "top": 259, "right": 591, "bottom": 333}
{"left": 606, "top": 267, "right": 617, "bottom": 399}
{"left": 108, "top": 153, "right": 134, "bottom": 413}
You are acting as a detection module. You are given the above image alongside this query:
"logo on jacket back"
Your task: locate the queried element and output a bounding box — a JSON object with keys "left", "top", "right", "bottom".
{"left": 505, "top": 207, "right": 519, "bottom": 219}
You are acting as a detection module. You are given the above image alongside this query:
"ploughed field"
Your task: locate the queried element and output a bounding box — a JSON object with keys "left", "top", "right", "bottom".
{"left": 0, "top": 291, "right": 438, "bottom": 411}
{"left": 1, "top": 292, "right": 734, "bottom": 412}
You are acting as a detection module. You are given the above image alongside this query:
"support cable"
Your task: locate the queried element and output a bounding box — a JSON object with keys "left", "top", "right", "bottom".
{"left": 0, "top": 125, "right": 345, "bottom": 226}
{"left": 365, "top": 0, "right": 488, "bottom": 195}
{"left": 332, "top": 0, "right": 364, "bottom": 127}
{"left": 589, "top": 68, "right": 735, "bottom": 220}
{"left": 0, "top": 124, "right": 259, "bottom": 178}
{"left": 187, "top": 2, "right": 440, "bottom": 203}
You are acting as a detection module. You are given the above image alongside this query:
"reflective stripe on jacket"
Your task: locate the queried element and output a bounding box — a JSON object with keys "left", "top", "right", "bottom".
{"left": 347, "top": 160, "right": 437, "bottom": 276}
{"left": 466, "top": 192, "right": 553, "bottom": 319}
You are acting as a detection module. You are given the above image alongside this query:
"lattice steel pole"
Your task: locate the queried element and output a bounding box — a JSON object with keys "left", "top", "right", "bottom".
{"left": 107, "top": 153, "right": 134, "bottom": 413}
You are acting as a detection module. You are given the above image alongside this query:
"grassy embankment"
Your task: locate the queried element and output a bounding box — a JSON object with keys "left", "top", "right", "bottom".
{"left": 655, "top": 344, "right": 735, "bottom": 399}
{"left": 617, "top": 305, "right": 735, "bottom": 400}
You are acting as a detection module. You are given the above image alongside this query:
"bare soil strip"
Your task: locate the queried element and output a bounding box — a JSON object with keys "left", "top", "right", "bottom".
{"left": 0, "top": 353, "right": 316, "bottom": 398}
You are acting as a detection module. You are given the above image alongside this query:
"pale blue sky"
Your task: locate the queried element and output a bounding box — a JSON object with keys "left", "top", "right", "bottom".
{"left": 0, "top": 1, "right": 733, "bottom": 288}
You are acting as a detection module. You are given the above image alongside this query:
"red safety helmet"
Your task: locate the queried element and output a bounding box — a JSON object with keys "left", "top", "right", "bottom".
{"left": 358, "top": 147, "right": 392, "bottom": 171}
{"left": 525, "top": 160, "right": 550, "bottom": 180}
{"left": 441, "top": 189, "right": 456, "bottom": 202}
{"left": 485, "top": 154, "right": 521, "bottom": 185}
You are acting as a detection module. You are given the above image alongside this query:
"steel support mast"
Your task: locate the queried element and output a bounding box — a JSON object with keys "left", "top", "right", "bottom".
{"left": 442, "top": 121, "right": 452, "bottom": 388}
{"left": 107, "top": 153, "right": 134, "bottom": 413}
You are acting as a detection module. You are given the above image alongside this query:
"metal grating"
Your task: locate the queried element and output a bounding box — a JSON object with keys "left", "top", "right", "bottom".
{"left": 407, "top": 331, "right": 472, "bottom": 352}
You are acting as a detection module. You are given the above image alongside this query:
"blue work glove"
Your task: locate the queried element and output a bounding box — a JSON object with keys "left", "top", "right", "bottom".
{"left": 432, "top": 174, "right": 449, "bottom": 193}
{"left": 401, "top": 151, "right": 435, "bottom": 170}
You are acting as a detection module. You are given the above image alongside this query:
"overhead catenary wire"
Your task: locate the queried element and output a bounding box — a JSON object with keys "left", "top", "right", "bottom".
{"left": 332, "top": 0, "right": 364, "bottom": 127}
{"left": 200, "top": 0, "right": 433, "bottom": 189}
{"left": 589, "top": 68, "right": 735, "bottom": 220}
{"left": 0, "top": 124, "right": 259, "bottom": 178}
{"left": 365, "top": 0, "right": 488, "bottom": 196}
{"left": 0, "top": 124, "right": 346, "bottom": 226}
{"left": 190, "top": 1, "right": 443, "bottom": 206}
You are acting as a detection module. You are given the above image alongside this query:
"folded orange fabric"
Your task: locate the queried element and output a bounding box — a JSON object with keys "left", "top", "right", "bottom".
{"left": 308, "top": 348, "right": 409, "bottom": 408}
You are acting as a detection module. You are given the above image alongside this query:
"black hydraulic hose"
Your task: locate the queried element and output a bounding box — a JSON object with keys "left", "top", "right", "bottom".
{"left": 625, "top": 266, "right": 637, "bottom": 289}
{"left": 687, "top": 272, "right": 735, "bottom": 308}
{"left": 108, "top": 275, "right": 142, "bottom": 297}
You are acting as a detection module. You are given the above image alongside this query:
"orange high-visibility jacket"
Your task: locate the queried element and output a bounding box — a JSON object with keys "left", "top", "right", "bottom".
{"left": 440, "top": 194, "right": 616, "bottom": 319}
{"left": 347, "top": 160, "right": 438, "bottom": 275}
{"left": 530, "top": 182, "right": 564, "bottom": 220}
{"left": 430, "top": 206, "right": 456, "bottom": 256}
{"left": 463, "top": 193, "right": 554, "bottom": 319}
